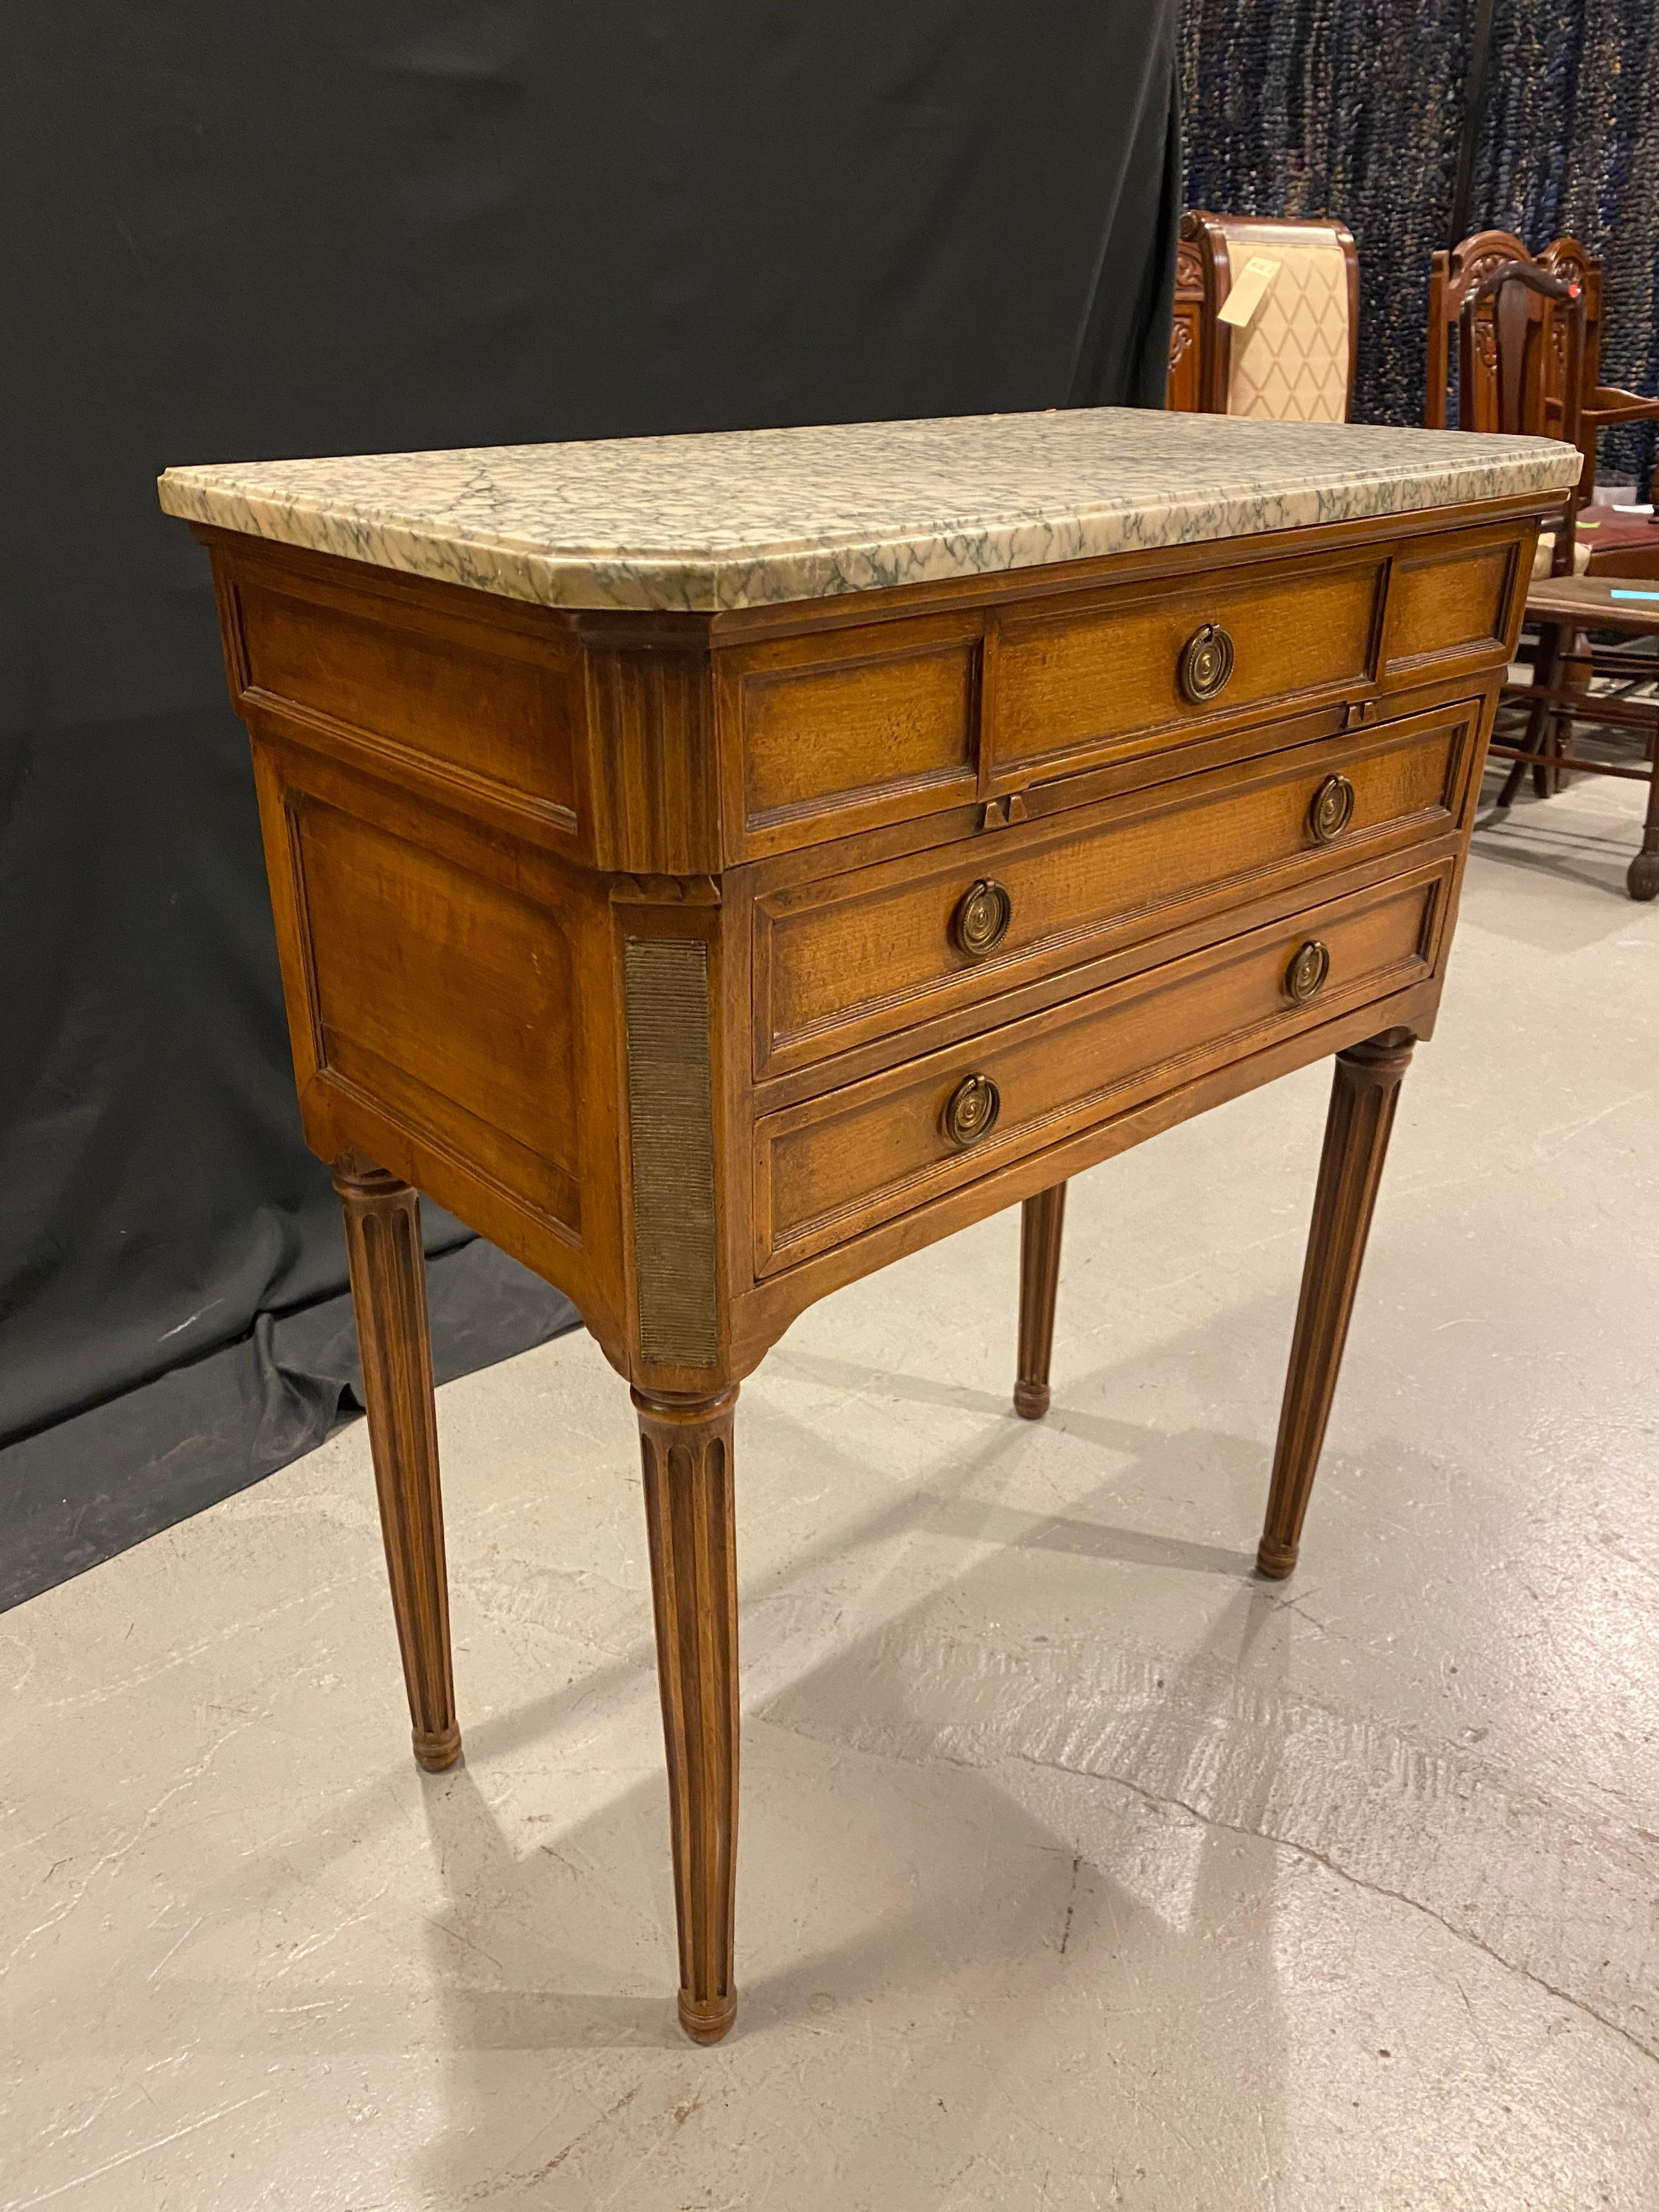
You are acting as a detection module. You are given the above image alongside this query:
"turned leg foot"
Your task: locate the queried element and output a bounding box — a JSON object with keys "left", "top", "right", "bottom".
{"left": 1257, "top": 1030, "right": 1415, "bottom": 1579}
{"left": 1629, "top": 755, "right": 1659, "bottom": 900}
{"left": 334, "top": 1154, "right": 460, "bottom": 1773}
{"left": 1014, "top": 1183, "right": 1067, "bottom": 1420}
{"left": 635, "top": 1385, "right": 740, "bottom": 2045}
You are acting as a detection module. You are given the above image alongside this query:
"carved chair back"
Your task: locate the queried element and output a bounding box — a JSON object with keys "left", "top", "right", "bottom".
{"left": 1167, "top": 212, "right": 1359, "bottom": 422}
{"left": 1459, "top": 260, "right": 1586, "bottom": 576}
{"left": 1427, "top": 230, "right": 1601, "bottom": 444}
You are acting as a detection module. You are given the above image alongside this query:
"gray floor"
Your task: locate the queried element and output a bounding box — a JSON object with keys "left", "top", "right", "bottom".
{"left": 4, "top": 766, "right": 1656, "bottom": 2210}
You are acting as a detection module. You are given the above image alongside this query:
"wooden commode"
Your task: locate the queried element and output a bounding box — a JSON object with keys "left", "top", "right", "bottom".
{"left": 159, "top": 408, "right": 1579, "bottom": 2043}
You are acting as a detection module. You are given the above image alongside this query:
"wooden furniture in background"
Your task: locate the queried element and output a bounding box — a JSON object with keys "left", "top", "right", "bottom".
{"left": 1165, "top": 211, "right": 1359, "bottom": 421}
{"left": 1494, "top": 572, "right": 1659, "bottom": 899}
{"left": 165, "top": 416, "right": 1567, "bottom": 2041}
{"left": 1166, "top": 226, "right": 1207, "bottom": 413}
{"left": 1459, "top": 259, "right": 1587, "bottom": 580}
{"left": 1468, "top": 263, "right": 1659, "bottom": 898}
{"left": 1576, "top": 502, "right": 1659, "bottom": 583}
{"left": 1429, "top": 229, "right": 1659, "bottom": 506}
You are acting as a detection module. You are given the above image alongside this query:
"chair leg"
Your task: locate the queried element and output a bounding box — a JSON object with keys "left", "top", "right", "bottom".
{"left": 334, "top": 1153, "right": 461, "bottom": 1773}
{"left": 1257, "top": 1030, "right": 1415, "bottom": 1579}
{"left": 1532, "top": 713, "right": 1559, "bottom": 802}
{"left": 1534, "top": 628, "right": 1586, "bottom": 798}
{"left": 1014, "top": 1183, "right": 1067, "bottom": 1419}
{"left": 636, "top": 1385, "right": 741, "bottom": 2046}
{"left": 1496, "top": 715, "right": 1539, "bottom": 809}
{"left": 1498, "top": 622, "right": 1562, "bottom": 809}
{"left": 1629, "top": 731, "right": 1659, "bottom": 901}
{"left": 1547, "top": 631, "right": 1591, "bottom": 794}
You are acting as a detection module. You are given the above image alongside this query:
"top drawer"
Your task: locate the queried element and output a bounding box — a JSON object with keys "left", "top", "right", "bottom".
{"left": 713, "top": 519, "right": 1530, "bottom": 861}
{"left": 985, "top": 549, "right": 1386, "bottom": 788}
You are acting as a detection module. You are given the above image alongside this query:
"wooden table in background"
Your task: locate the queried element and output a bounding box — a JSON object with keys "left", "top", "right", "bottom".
{"left": 160, "top": 411, "right": 1574, "bottom": 2042}
{"left": 1581, "top": 501, "right": 1659, "bottom": 580}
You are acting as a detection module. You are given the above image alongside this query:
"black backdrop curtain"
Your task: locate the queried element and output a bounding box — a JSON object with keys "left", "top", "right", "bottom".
{"left": 1180, "top": 0, "right": 1659, "bottom": 484}
{"left": 1, "top": 4, "right": 1182, "bottom": 1608}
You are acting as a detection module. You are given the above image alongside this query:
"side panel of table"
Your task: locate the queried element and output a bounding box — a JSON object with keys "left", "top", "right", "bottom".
{"left": 240, "top": 718, "right": 639, "bottom": 1368}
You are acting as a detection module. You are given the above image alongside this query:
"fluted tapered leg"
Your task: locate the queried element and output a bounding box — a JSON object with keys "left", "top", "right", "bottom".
{"left": 635, "top": 1385, "right": 740, "bottom": 2045}
{"left": 1014, "top": 1183, "right": 1068, "bottom": 1419}
{"left": 334, "top": 1153, "right": 460, "bottom": 1772}
{"left": 1257, "top": 1030, "right": 1416, "bottom": 1579}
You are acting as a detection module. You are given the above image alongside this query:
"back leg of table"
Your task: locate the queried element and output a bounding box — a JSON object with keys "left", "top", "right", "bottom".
{"left": 334, "top": 1153, "right": 461, "bottom": 1773}
{"left": 1014, "top": 1182, "right": 1068, "bottom": 1420}
{"left": 1257, "top": 1030, "right": 1415, "bottom": 1579}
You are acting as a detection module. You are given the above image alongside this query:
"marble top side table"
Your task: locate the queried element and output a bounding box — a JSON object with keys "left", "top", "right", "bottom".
{"left": 161, "top": 408, "right": 1578, "bottom": 2041}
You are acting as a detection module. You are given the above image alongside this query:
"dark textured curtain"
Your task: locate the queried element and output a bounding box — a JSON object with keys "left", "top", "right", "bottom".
{"left": 1471, "top": 1, "right": 1659, "bottom": 481}
{"left": 2, "top": 2, "right": 1181, "bottom": 1610}
{"left": 1180, "top": 0, "right": 1659, "bottom": 482}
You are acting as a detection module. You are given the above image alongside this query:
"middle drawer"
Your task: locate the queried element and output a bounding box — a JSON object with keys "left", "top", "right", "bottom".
{"left": 751, "top": 695, "right": 1480, "bottom": 1079}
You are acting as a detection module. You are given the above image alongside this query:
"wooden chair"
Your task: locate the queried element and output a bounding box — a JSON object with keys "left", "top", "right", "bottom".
{"left": 1429, "top": 230, "right": 1659, "bottom": 506}
{"left": 1467, "top": 262, "right": 1659, "bottom": 900}
{"left": 1166, "top": 225, "right": 1206, "bottom": 413}
{"left": 1166, "top": 212, "right": 1358, "bottom": 421}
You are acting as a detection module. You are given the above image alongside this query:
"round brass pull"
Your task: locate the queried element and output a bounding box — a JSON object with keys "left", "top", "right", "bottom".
{"left": 1285, "top": 939, "right": 1331, "bottom": 1004}
{"left": 1308, "top": 774, "right": 1356, "bottom": 844}
{"left": 1178, "top": 622, "right": 1236, "bottom": 704}
{"left": 942, "top": 1073, "right": 1001, "bottom": 1148}
{"left": 952, "top": 878, "right": 1012, "bottom": 960}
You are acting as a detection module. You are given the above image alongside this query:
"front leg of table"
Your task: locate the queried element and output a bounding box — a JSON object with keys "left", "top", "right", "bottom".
{"left": 333, "top": 1153, "right": 461, "bottom": 1774}
{"left": 1014, "top": 1182, "right": 1068, "bottom": 1420}
{"left": 635, "top": 1385, "right": 741, "bottom": 2046}
{"left": 1257, "top": 1027, "right": 1418, "bottom": 1578}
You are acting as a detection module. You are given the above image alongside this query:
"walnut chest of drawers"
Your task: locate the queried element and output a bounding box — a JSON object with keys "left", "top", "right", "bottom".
{"left": 160, "top": 408, "right": 1579, "bottom": 2043}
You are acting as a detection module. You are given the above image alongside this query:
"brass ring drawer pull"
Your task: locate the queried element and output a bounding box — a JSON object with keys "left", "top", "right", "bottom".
{"left": 1178, "top": 622, "right": 1235, "bottom": 703}
{"left": 943, "top": 1073, "right": 1001, "bottom": 1148}
{"left": 952, "top": 877, "right": 1012, "bottom": 958}
{"left": 1285, "top": 939, "right": 1331, "bottom": 1004}
{"left": 1308, "top": 774, "right": 1356, "bottom": 844}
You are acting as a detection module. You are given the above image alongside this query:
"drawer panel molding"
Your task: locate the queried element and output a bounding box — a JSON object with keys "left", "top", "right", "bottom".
{"left": 716, "top": 611, "right": 981, "bottom": 857}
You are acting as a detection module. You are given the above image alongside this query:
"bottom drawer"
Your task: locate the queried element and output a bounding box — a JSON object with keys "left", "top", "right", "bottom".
{"left": 754, "top": 860, "right": 1448, "bottom": 1276}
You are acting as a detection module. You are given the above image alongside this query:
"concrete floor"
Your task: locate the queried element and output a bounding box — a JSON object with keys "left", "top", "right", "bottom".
{"left": 4, "top": 768, "right": 1657, "bottom": 2211}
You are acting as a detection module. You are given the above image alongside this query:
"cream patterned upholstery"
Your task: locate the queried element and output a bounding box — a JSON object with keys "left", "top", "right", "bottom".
{"left": 1224, "top": 227, "right": 1352, "bottom": 423}
{"left": 1531, "top": 531, "right": 1593, "bottom": 579}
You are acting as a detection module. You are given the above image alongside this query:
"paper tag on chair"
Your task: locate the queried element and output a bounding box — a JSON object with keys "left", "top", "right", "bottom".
{"left": 1217, "top": 256, "right": 1281, "bottom": 329}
